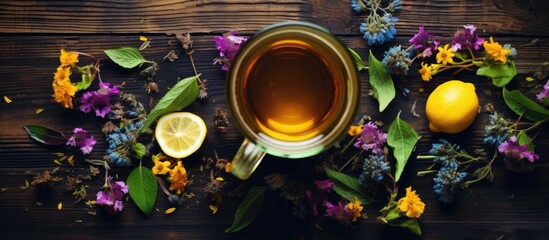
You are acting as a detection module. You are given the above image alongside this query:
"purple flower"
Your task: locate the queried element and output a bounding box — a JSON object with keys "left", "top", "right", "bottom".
{"left": 314, "top": 179, "right": 333, "bottom": 193}
{"left": 354, "top": 122, "right": 387, "bottom": 154}
{"left": 536, "top": 80, "right": 549, "bottom": 102}
{"left": 96, "top": 176, "right": 128, "bottom": 214}
{"left": 213, "top": 32, "right": 247, "bottom": 71}
{"left": 451, "top": 24, "right": 484, "bottom": 52}
{"left": 324, "top": 200, "right": 353, "bottom": 225}
{"left": 498, "top": 136, "right": 539, "bottom": 163}
{"left": 80, "top": 82, "right": 120, "bottom": 118}
{"left": 305, "top": 179, "right": 334, "bottom": 217}
{"left": 66, "top": 128, "right": 96, "bottom": 155}
{"left": 409, "top": 26, "right": 440, "bottom": 58}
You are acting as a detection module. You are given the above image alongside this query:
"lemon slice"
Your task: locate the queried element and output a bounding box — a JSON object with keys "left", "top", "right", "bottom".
{"left": 155, "top": 112, "right": 207, "bottom": 158}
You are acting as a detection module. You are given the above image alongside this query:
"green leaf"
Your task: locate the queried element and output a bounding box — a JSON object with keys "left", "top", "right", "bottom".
{"left": 399, "top": 218, "right": 422, "bottom": 236}
{"left": 104, "top": 47, "right": 151, "bottom": 69}
{"left": 324, "top": 167, "right": 373, "bottom": 204}
{"left": 476, "top": 61, "right": 517, "bottom": 87}
{"left": 23, "top": 125, "right": 67, "bottom": 145}
{"left": 132, "top": 143, "right": 147, "bottom": 159}
{"left": 384, "top": 207, "right": 403, "bottom": 221}
{"left": 75, "top": 65, "right": 96, "bottom": 90}
{"left": 225, "top": 186, "right": 267, "bottom": 233}
{"left": 454, "top": 51, "right": 469, "bottom": 61}
{"left": 517, "top": 131, "right": 535, "bottom": 151}
{"left": 503, "top": 88, "right": 549, "bottom": 122}
{"left": 348, "top": 48, "right": 365, "bottom": 71}
{"left": 387, "top": 111, "right": 419, "bottom": 182}
{"left": 368, "top": 50, "right": 395, "bottom": 112}
{"left": 141, "top": 75, "right": 200, "bottom": 132}
{"left": 127, "top": 165, "right": 157, "bottom": 217}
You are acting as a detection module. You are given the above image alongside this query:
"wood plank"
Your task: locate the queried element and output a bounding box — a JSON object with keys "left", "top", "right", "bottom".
{"left": 0, "top": 0, "right": 548, "bottom": 36}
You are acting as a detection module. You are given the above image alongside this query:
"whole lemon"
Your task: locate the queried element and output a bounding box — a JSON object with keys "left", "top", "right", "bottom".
{"left": 425, "top": 80, "right": 479, "bottom": 134}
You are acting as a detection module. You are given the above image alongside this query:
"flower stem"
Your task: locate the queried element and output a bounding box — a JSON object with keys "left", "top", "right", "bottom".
{"left": 417, "top": 170, "right": 438, "bottom": 176}
{"left": 187, "top": 52, "right": 202, "bottom": 83}
{"left": 341, "top": 135, "right": 359, "bottom": 155}
{"left": 338, "top": 150, "right": 363, "bottom": 172}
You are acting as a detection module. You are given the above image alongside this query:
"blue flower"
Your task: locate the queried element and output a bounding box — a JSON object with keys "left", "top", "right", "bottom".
{"left": 351, "top": 0, "right": 364, "bottom": 12}
{"left": 382, "top": 45, "right": 412, "bottom": 75}
{"left": 359, "top": 154, "right": 391, "bottom": 185}
{"left": 359, "top": 13, "right": 398, "bottom": 45}
{"left": 428, "top": 139, "right": 456, "bottom": 156}
{"left": 391, "top": 0, "right": 401, "bottom": 11}
{"left": 433, "top": 161, "right": 468, "bottom": 203}
{"left": 483, "top": 112, "right": 513, "bottom": 146}
{"left": 105, "top": 120, "right": 144, "bottom": 166}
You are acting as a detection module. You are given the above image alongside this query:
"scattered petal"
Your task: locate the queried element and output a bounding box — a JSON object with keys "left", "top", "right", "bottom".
{"left": 139, "top": 36, "right": 148, "bottom": 42}
{"left": 215, "top": 177, "right": 224, "bottom": 182}
{"left": 67, "top": 155, "right": 74, "bottom": 166}
{"left": 58, "top": 202, "right": 63, "bottom": 210}
{"left": 209, "top": 204, "right": 219, "bottom": 214}
{"left": 525, "top": 77, "right": 534, "bottom": 82}
{"left": 4, "top": 96, "right": 12, "bottom": 104}
{"left": 35, "top": 108, "right": 44, "bottom": 114}
{"left": 165, "top": 207, "right": 176, "bottom": 214}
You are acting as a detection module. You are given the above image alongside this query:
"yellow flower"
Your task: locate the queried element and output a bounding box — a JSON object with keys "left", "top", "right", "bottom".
{"left": 436, "top": 44, "right": 455, "bottom": 65}
{"left": 169, "top": 161, "right": 188, "bottom": 195}
{"left": 397, "top": 187, "right": 425, "bottom": 218}
{"left": 59, "top": 49, "right": 79, "bottom": 67}
{"left": 54, "top": 67, "right": 71, "bottom": 82}
{"left": 52, "top": 78, "right": 78, "bottom": 108}
{"left": 418, "top": 62, "right": 433, "bottom": 81}
{"left": 152, "top": 158, "right": 171, "bottom": 175}
{"left": 483, "top": 37, "right": 511, "bottom": 64}
{"left": 345, "top": 198, "right": 363, "bottom": 222}
{"left": 348, "top": 125, "right": 363, "bottom": 137}
{"left": 225, "top": 162, "right": 231, "bottom": 173}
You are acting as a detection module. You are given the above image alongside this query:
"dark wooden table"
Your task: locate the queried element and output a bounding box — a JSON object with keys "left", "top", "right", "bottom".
{"left": 1, "top": 1, "right": 548, "bottom": 239}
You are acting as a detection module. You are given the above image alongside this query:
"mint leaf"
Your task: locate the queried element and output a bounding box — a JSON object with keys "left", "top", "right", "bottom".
{"left": 476, "top": 61, "right": 517, "bottom": 87}
{"left": 104, "top": 47, "right": 152, "bottom": 69}
{"left": 384, "top": 207, "right": 403, "bottom": 221}
{"left": 132, "top": 143, "right": 147, "bottom": 159}
{"left": 517, "top": 131, "right": 534, "bottom": 151}
{"left": 324, "top": 167, "right": 372, "bottom": 204}
{"left": 23, "top": 125, "right": 68, "bottom": 145}
{"left": 368, "top": 50, "right": 395, "bottom": 112}
{"left": 503, "top": 88, "right": 549, "bottom": 122}
{"left": 387, "top": 111, "right": 419, "bottom": 182}
{"left": 141, "top": 75, "right": 200, "bottom": 132}
{"left": 225, "top": 186, "right": 266, "bottom": 233}
{"left": 127, "top": 165, "right": 157, "bottom": 217}
{"left": 348, "top": 48, "right": 365, "bottom": 71}
{"left": 399, "top": 218, "right": 422, "bottom": 236}
{"left": 75, "top": 65, "right": 96, "bottom": 90}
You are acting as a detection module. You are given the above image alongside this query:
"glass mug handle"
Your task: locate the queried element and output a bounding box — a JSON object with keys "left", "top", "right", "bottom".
{"left": 230, "top": 138, "right": 267, "bottom": 180}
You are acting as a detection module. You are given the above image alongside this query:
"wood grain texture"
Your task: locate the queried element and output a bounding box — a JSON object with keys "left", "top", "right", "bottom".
{"left": 1, "top": 0, "right": 549, "bottom": 239}
{"left": 1, "top": 0, "right": 548, "bottom": 36}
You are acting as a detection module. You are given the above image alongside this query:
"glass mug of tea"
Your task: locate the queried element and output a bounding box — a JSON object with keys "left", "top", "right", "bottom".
{"left": 227, "top": 21, "right": 360, "bottom": 180}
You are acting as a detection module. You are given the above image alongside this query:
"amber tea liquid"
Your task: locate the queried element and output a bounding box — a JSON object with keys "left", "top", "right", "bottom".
{"left": 240, "top": 40, "right": 343, "bottom": 142}
{"left": 227, "top": 22, "right": 360, "bottom": 179}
